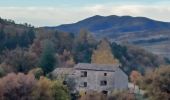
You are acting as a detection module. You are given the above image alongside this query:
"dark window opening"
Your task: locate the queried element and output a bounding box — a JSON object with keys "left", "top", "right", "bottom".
{"left": 63, "top": 81, "right": 67, "bottom": 85}
{"left": 81, "top": 71, "right": 87, "bottom": 77}
{"left": 102, "top": 90, "right": 108, "bottom": 95}
{"left": 84, "top": 82, "right": 87, "bottom": 87}
{"left": 100, "top": 80, "right": 107, "bottom": 86}
{"left": 104, "top": 73, "right": 107, "bottom": 76}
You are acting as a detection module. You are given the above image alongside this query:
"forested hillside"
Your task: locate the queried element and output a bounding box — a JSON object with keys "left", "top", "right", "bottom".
{"left": 0, "top": 18, "right": 169, "bottom": 76}
{"left": 0, "top": 18, "right": 35, "bottom": 52}
{"left": 0, "top": 18, "right": 169, "bottom": 100}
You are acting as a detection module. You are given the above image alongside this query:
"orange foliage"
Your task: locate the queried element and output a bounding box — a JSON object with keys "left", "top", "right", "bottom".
{"left": 130, "top": 70, "right": 142, "bottom": 84}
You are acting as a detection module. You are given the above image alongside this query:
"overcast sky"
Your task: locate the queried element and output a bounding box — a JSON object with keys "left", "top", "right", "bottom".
{"left": 0, "top": 0, "right": 170, "bottom": 26}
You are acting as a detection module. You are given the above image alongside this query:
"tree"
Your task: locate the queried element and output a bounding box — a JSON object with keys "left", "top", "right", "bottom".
{"left": 52, "top": 81, "right": 71, "bottom": 100}
{"left": 29, "top": 68, "right": 44, "bottom": 79}
{"left": 58, "top": 49, "right": 75, "bottom": 68}
{"left": 72, "top": 29, "right": 97, "bottom": 63}
{"left": 108, "top": 91, "right": 135, "bottom": 100}
{"left": 130, "top": 70, "right": 142, "bottom": 92}
{"left": 91, "top": 38, "right": 119, "bottom": 64}
{"left": 0, "top": 47, "right": 38, "bottom": 73}
{"left": 36, "top": 76, "right": 54, "bottom": 100}
{"left": 39, "top": 40, "right": 56, "bottom": 75}
{"left": 0, "top": 73, "right": 37, "bottom": 100}
{"left": 0, "top": 67, "right": 6, "bottom": 78}
{"left": 0, "top": 26, "right": 5, "bottom": 53}
{"left": 80, "top": 90, "right": 105, "bottom": 100}
{"left": 35, "top": 77, "right": 71, "bottom": 100}
{"left": 0, "top": 67, "right": 5, "bottom": 78}
{"left": 141, "top": 66, "right": 170, "bottom": 100}
{"left": 20, "top": 28, "right": 35, "bottom": 47}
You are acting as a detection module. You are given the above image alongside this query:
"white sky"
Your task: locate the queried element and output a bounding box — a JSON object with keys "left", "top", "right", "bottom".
{"left": 0, "top": 1, "right": 170, "bottom": 26}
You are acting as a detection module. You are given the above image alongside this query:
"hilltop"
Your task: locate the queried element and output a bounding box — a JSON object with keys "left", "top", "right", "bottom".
{"left": 47, "top": 15, "right": 170, "bottom": 59}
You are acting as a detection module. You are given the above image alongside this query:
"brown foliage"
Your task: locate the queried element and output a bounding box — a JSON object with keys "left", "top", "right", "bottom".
{"left": 79, "top": 91, "right": 106, "bottom": 100}
{"left": 130, "top": 70, "right": 142, "bottom": 85}
{"left": 0, "top": 73, "right": 71, "bottom": 100}
{"left": 35, "top": 76, "right": 54, "bottom": 100}
{"left": 58, "top": 49, "right": 75, "bottom": 68}
{"left": 141, "top": 66, "right": 170, "bottom": 100}
{"left": 108, "top": 91, "right": 135, "bottom": 100}
{"left": 0, "top": 73, "right": 37, "bottom": 100}
{"left": 126, "top": 44, "right": 167, "bottom": 68}
{"left": 0, "top": 47, "right": 38, "bottom": 73}
{"left": 28, "top": 68, "right": 44, "bottom": 79}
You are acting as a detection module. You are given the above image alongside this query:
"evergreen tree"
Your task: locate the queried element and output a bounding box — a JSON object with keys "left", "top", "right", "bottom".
{"left": 39, "top": 40, "right": 56, "bottom": 75}
{"left": 72, "top": 29, "right": 97, "bottom": 63}
{"left": 0, "top": 27, "right": 5, "bottom": 52}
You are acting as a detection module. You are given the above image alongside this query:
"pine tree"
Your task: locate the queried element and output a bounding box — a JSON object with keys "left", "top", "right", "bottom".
{"left": 0, "top": 26, "right": 5, "bottom": 52}
{"left": 39, "top": 40, "right": 56, "bottom": 75}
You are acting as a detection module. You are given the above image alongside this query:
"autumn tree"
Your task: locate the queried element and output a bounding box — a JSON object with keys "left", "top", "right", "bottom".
{"left": 52, "top": 81, "right": 71, "bottom": 100}
{"left": 35, "top": 77, "right": 71, "bottom": 100}
{"left": 36, "top": 76, "right": 54, "bottom": 100}
{"left": 0, "top": 73, "right": 37, "bottom": 100}
{"left": 58, "top": 49, "right": 75, "bottom": 68}
{"left": 108, "top": 91, "right": 135, "bottom": 100}
{"left": 141, "top": 66, "right": 170, "bottom": 100}
{"left": 130, "top": 70, "right": 142, "bottom": 92}
{"left": 29, "top": 68, "right": 44, "bottom": 79}
{"left": 0, "top": 47, "right": 38, "bottom": 73}
{"left": 91, "top": 38, "right": 119, "bottom": 64}
{"left": 80, "top": 90, "right": 105, "bottom": 100}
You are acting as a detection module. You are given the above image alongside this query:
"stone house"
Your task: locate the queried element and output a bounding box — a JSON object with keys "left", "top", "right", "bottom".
{"left": 52, "top": 63, "right": 128, "bottom": 94}
{"left": 73, "top": 63, "right": 128, "bottom": 94}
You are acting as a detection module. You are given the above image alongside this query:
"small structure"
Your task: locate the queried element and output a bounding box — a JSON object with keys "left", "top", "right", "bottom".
{"left": 52, "top": 63, "right": 128, "bottom": 94}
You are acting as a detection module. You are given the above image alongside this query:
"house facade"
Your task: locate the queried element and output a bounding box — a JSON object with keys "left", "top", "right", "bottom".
{"left": 73, "top": 63, "right": 128, "bottom": 94}
{"left": 52, "top": 63, "right": 128, "bottom": 94}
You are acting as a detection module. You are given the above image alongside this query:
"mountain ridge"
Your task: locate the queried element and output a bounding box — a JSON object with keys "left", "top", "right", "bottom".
{"left": 48, "top": 15, "right": 170, "bottom": 34}
{"left": 46, "top": 15, "right": 170, "bottom": 59}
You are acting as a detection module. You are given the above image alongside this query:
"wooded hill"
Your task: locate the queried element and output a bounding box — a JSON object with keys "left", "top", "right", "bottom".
{"left": 0, "top": 18, "right": 169, "bottom": 77}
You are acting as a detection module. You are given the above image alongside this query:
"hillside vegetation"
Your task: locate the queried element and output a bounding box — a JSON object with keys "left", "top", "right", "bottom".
{"left": 0, "top": 18, "right": 169, "bottom": 100}
{"left": 0, "top": 18, "right": 169, "bottom": 76}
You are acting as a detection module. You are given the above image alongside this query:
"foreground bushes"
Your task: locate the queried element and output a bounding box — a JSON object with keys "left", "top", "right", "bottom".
{"left": 0, "top": 73, "right": 71, "bottom": 100}
{"left": 139, "top": 66, "right": 170, "bottom": 100}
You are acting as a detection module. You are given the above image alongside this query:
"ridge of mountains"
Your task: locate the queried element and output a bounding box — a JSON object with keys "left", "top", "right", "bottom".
{"left": 47, "top": 15, "right": 170, "bottom": 59}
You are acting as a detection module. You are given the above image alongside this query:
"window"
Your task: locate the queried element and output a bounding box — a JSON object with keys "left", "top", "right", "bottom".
{"left": 104, "top": 73, "right": 107, "bottom": 76}
{"left": 63, "top": 81, "right": 67, "bottom": 85}
{"left": 100, "top": 80, "right": 107, "bottom": 86}
{"left": 84, "top": 82, "right": 87, "bottom": 87}
{"left": 81, "top": 71, "right": 87, "bottom": 77}
{"left": 102, "top": 91, "right": 108, "bottom": 95}
{"left": 80, "top": 82, "right": 87, "bottom": 87}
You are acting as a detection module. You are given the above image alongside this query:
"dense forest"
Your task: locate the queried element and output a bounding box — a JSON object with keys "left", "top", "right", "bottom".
{"left": 0, "top": 18, "right": 169, "bottom": 100}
